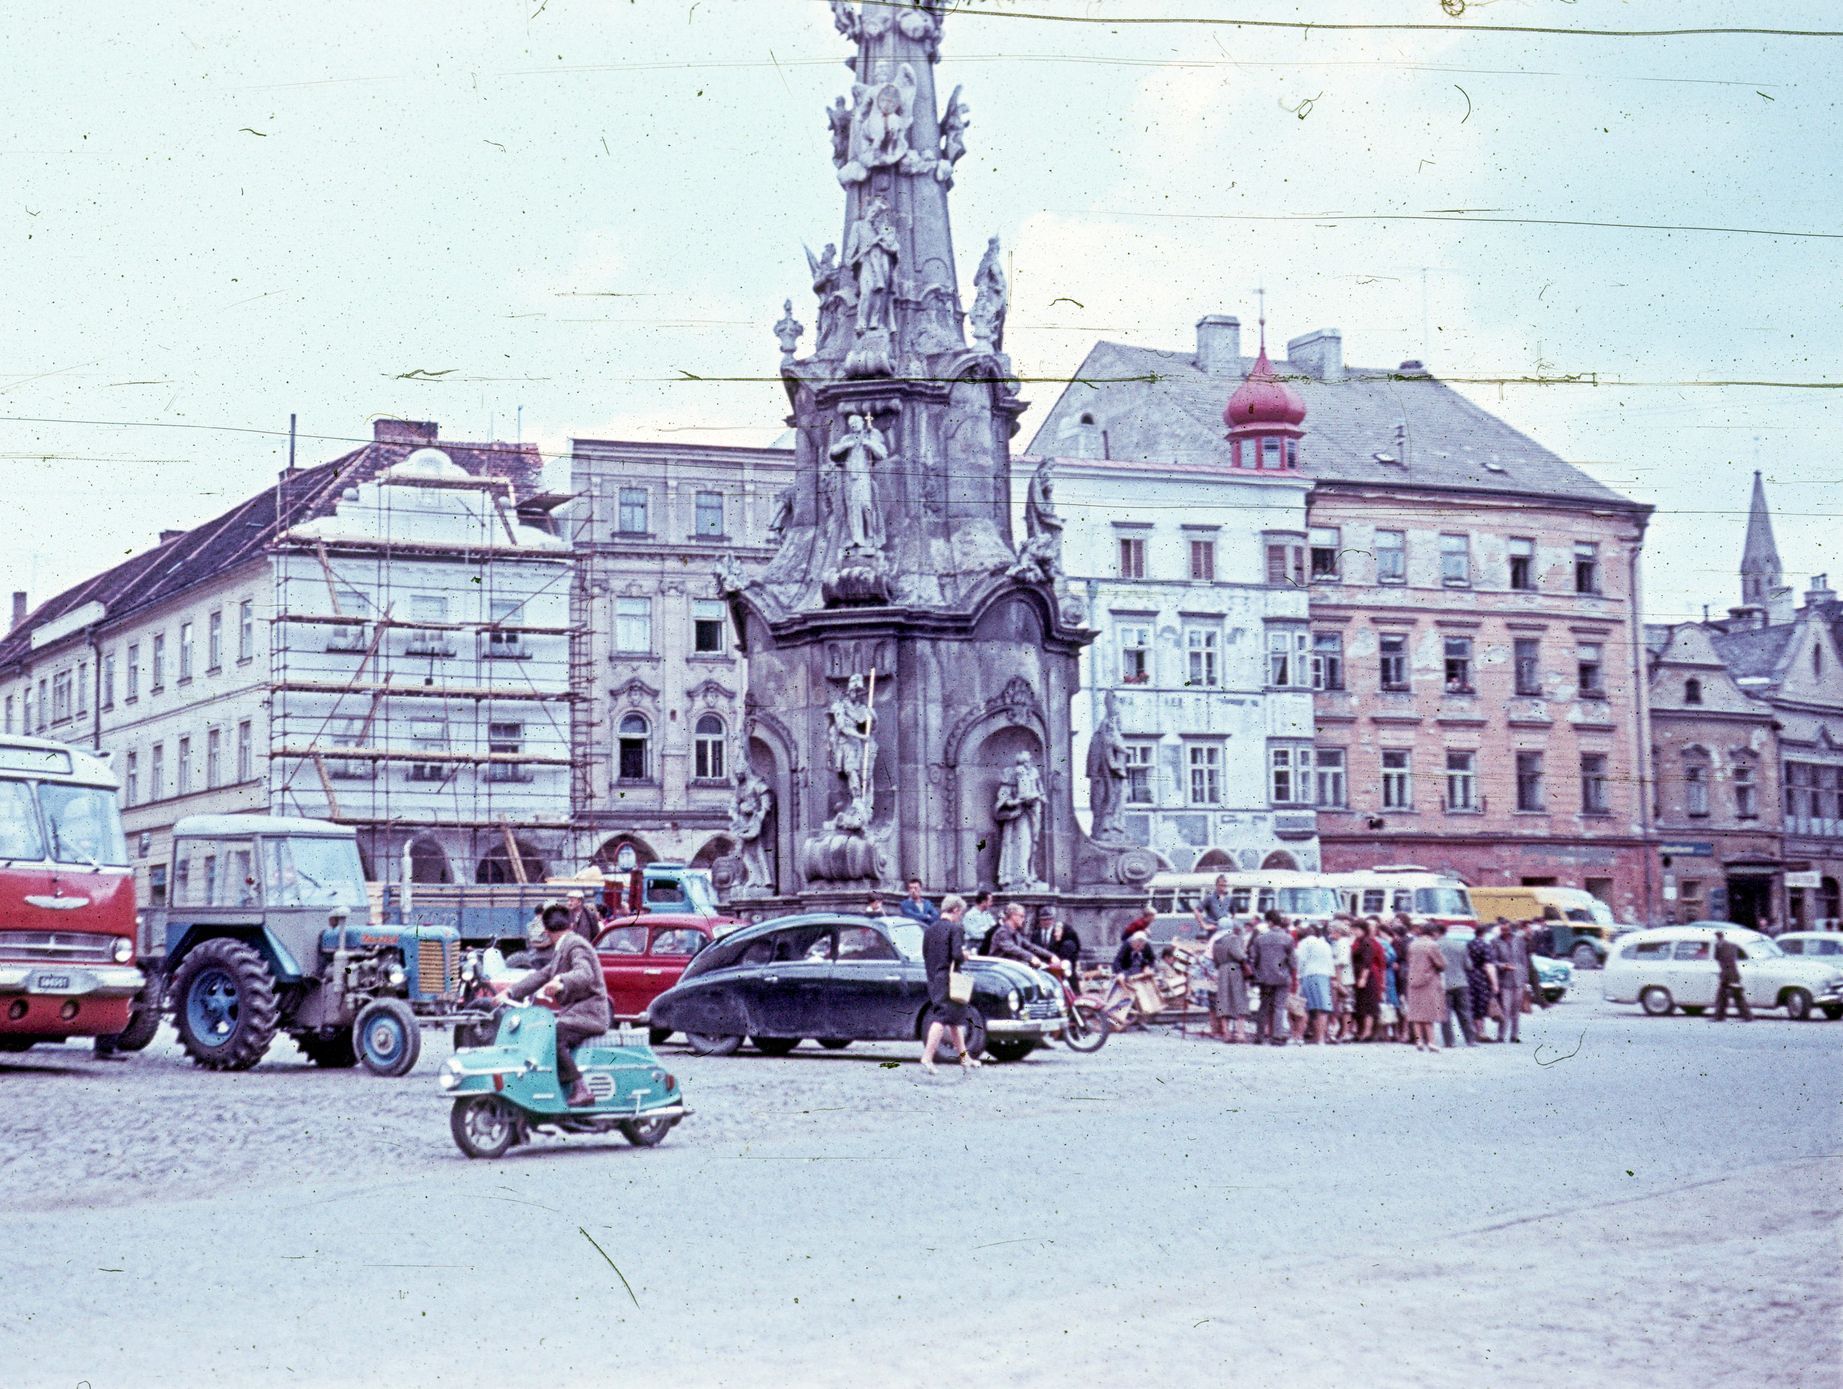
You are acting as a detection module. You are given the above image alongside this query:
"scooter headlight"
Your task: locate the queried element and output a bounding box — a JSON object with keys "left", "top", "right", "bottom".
{"left": 437, "top": 1059, "right": 462, "bottom": 1091}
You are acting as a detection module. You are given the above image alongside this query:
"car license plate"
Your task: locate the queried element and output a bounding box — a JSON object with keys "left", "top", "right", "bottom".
{"left": 33, "top": 973, "right": 71, "bottom": 991}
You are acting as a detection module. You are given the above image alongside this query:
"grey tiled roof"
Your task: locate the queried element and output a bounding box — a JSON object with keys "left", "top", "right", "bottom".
{"left": 1709, "top": 625, "right": 1797, "bottom": 683}
{"left": 1027, "top": 341, "right": 1645, "bottom": 509}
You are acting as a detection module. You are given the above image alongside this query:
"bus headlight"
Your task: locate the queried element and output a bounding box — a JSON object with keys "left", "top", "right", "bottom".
{"left": 112, "top": 937, "right": 134, "bottom": 964}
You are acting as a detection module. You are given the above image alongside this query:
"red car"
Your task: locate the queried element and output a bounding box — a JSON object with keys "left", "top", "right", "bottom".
{"left": 594, "top": 915, "right": 714, "bottom": 1034}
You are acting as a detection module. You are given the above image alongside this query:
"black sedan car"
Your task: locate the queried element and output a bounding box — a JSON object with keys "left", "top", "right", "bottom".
{"left": 647, "top": 913, "right": 1065, "bottom": 1062}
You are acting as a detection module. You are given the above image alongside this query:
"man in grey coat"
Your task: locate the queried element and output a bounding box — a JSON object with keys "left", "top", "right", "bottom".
{"left": 1248, "top": 913, "right": 1295, "bottom": 1047}
{"left": 1490, "top": 920, "right": 1529, "bottom": 1043}
{"left": 506, "top": 904, "right": 613, "bottom": 1106}
{"left": 1438, "top": 922, "right": 1476, "bottom": 1047}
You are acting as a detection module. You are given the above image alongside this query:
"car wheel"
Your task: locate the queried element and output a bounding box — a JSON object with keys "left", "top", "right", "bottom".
{"left": 685, "top": 1031, "right": 742, "bottom": 1057}
{"left": 1781, "top": 988, "right": 1813, "bottom": 1021}
{"left": 1542, "top": 989, "right": 1564, "bottom": 1006}
{"left": 957, "top": 1008, "right": 988, "bottom": 1060}
{"left": 984, "top": 1038, "right": 1036, "bottom": 1063}
{"left": 1821, "top": 1004, "right": 1842, "bottom": 1021}
{"left": 817, "top": 1038, "right": 852, "bottom": 1051}
{"left": 451, "top": 1096, "right": 517, "bottom": 1160}
{"left": 751, "top": 1036, "right": 800, "bottom": 1056}
{"left": 618, "top": 1116, "right": 673, "bottom": 1148}
{"left": 353, "top": 998, "right": 422, "bottom": 1077}
{"left": 1680, "top": 1005, "right": 1705, "bottom": 1017}
{"left": 648, "top": 1026, "right": 673, "bottom": 1047}
{"left": 1571, "top": 942, "right": 1600, "bottom": 970}
{"left": 1639, "top": 986, "right": 1675, "bottom": 1017}
{"left": 171, "top": 938, "right": 281, "bottom": 1070}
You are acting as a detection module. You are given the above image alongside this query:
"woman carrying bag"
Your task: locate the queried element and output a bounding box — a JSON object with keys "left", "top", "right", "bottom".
{"left": 920, "top": 894, "right": 981, "bottom": 1074}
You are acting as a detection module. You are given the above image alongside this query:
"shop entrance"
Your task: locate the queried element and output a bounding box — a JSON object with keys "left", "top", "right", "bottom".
{"left": 1724, "top": 874, "right": 1774, "bottom": 930}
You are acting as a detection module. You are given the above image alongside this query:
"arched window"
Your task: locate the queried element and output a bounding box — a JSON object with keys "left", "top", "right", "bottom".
{"left": 693, "top": 713, "right": 726, "bottom": 782}
{"left": 616, "top": 713, "right": 651, "bottom": 783}
{"left": 1683, "top": 678, "right": 1702, "bottom": 705}
{"left": 408, "top": 836, "right": 452, "bottom": 885}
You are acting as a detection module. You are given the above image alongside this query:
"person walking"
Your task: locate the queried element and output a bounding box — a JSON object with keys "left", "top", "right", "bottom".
{"left": 1329, "top": 919, "right": 1357, "bottom": 1041}
{"left": 1208, "top": 918, "right": 1249, "bottom": 1042}
{"left": 1711, "top": 930, "right": 1753, "bottom": 1021}
{"left": 1296, "top": 924, "right": 1336, "bottom": 1044}
{"left": 920, "top": 895, "right": 981, "bottom": 1072}
{"left": 1352, "top": 919, "right": 1387, "bottom": 1041}
{"left": 1438, "top": 923, "right": 1476, "bottom": 1048}
{"left": 1404, "top": 923, "right": 1447, "bottom": 1052}
{"left": 1466, "top": 920, "right": 1500, "bottom": 1041}
{"left": 1491, "top": 920, "right": 1528, "bottom": 1043}
{"left": 1248, "top": 911, "right": 1295, "bottom": 1047}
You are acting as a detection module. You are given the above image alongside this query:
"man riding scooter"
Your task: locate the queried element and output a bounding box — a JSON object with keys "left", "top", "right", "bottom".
{"left": 503, "top": 903, "right": 612, "bottom": 1107}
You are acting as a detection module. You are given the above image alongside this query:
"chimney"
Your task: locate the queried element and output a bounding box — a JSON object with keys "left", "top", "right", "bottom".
{"left": 1806, "top": 573, "right": 1835, "bottom": 607}
{"left": 1195, "top": 315, "right": 1242, "bottom": 374}
{"left": 1286, "top": 328, "right": 1343, "bottom": 383}
{"left": 1727, "top": 604, "right": 1769, "bottom": 631}
{"left": 9, "top": 591, "right": 25, "bottom": 632}
{"left": 373, "top": 419, "right": 440, "bottom": 444}
{"left": 1768, "top": 585, "right": 1796, "bottom": 626}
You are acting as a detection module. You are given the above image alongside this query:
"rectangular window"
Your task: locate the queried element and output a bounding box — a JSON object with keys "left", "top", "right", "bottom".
{"left": 1574, "top": 541, "right": 1601, "bottom": 594}
{"left": 35, "top": 679, "right": 46, "bottom": 730}
{"left": 1577, "top": 642, "right": 1605, "bottom": 697}
{"left": 1375, "top": 529, "right": 1406, "bottom": 583}
{"left": 125, "top": 751, "right": 139, "bottom": 807}
{"left": 1379, "top": 633, "right": 1410, "bottom": 692}
{"left": 75, "top": 662, "right": 88, "bottom": 717}
{"left": 1266, "top": 628, "right": 1308, "bottom": 688}
{"left": 408, "top": 594, "right": 448, "bottom": 624}
{"left": 405, "top": 595, "right": 453, "bottom": 656}
{"left": 1124, "top": 741, "right": 1156, "bottom": 806}
{"left": 694, "top": 490, "right": 725, "bottom": 538}
{"left": 692, "top": 599, "right": 727, "bottom": 655}
{"left": 1581, "top": 753, "right": 1610, "bottom": 813}
{"left": 1514, "top": 637, "right": 1543, "bottom": 696}
{"left": 1186, "top": 743, "right": 1223, "bottom": 807}
{"left": 150, "top": 743, "right": 164, "bottom": 801}
{"left": 239, "top": 599, "right": 255, "bottom": 662}
{"left": 1440, "top": 533, "right": 1471, "bottom": 587}
{"left": 408, "top": 720, "right": 449, "bottom": 782}
{"left": 1443, "top": 636, "right": 1474, "bottom": 693}
{"left": 2, "top": 695, "right": 11, "bottom": 735}
{"left": 1381, "top": 750, "right": 1413, "bottom": 810}
{"left": 1516, "top": 751, "right": 1546, "bottom": 812}
{"left": 206, "top": 728, "right": 222, "bottom": 789}
{"left": 126, "top": 643, "right": 140, "bottom": 702}
{"left": 329, "top": 717, "right": 374, "bottom": 781}
{"left": 150, "top": 634, "right": 165, "bottom": 692}
{"left": 52, "top": 671, "right": 70, "bottom": 724}
{"left": 485, "top": 598, "right": 525, "bottom": 659}
{"left": 1445, "top": 750, "right": 1478, "bottom": 811}
{"left": 177, "top": 736, "right": 192, "bottom": 796}
{"left": 1185, "top": 626, "right": 1220, "bottom": 687}
{"left": 1118, "top": 622, "right": 1152, "bottom": 684}
{"left": 1188, "top": 537, "right": 1216, "bottom": 581}
{"left": 1315, "top": 748, "right": 1348, "bottom": 808}
{"left": 1508, "top": 537, "right": 1536, "bottom": 591}
{"left": 1733, "top": 762, "right": 1757, "bottom": 819}
{"left": 1265, "top": 541, "right": 1305, "bottom": 587}
{"left": 617, "top": 487, "right": 650, "bottom": 535}
{"left": 1310, "top": 632, "right": 1344, "bottom": 691}
{"left": 237, "top": 721, "right": 253, "bottom": 783}
{"left": 487, "top": 721, "right": 529, "bottom": 783}
{"left": 1117, "top": 535, "right": 1146, "bottom": 579}
{"left": 1688, "top": 763, "right": 1711, "bottom": 817}
{"left": 178, "top": 622, "right": 194, "bottom": 682}
{"left": 1309, "top": 526, "right": 1341, "bottom": 581}
{"left": 1269, "top": 745, "right": 1313, "bottom": 806}
{"left": 102, "top": 654, "right": 115, "bottom": 710}
{"left": 207, "top": 610, "right": 223, "bottom": 671}
{"left": 614, "top": 597, "right": 653, "bottom": 654}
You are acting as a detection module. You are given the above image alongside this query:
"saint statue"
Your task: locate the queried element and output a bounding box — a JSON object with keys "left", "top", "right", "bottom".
{"left": 1086, "top": 690, "right": 1130, "bottom": 843}
{"left": 773, "top": 299, "right": 804, "bottom": 363}
{"left": 936, "top": 85, "right": 970, "bottom": 183}
{"left": 807, "top": 242, "right": 858, "bottom": 357}
{"left": 970, "top": 235, "right": 1008, "bottom": 352}
{"left": 844, "top": 196, "right": 900, "bottom": 336}
{"left": 826, "top": 674, "right": 878, "bottom": 825}
{"left": 1007, "top": 457, "right": 1063, "bottom": 584}
{"left": 994, "top": 751, "right": 1047, "bottom": 891}
{"left": 827, "top": 96, "right": 853, "bottom": 170}
{"left": 828, "top": 414, "right": 888, "bottom": 555}
{"left": 729, "top": 763, "right": 775, "bottom": 893}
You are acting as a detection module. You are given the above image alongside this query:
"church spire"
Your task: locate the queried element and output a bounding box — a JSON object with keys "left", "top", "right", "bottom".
{"left": 1741, "top": 469, "right": 1782, "bottom": 607}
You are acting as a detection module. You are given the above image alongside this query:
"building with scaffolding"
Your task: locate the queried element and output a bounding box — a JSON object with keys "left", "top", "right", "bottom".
{"left": 0, "top": 419, "right": 554, "bottom": 900}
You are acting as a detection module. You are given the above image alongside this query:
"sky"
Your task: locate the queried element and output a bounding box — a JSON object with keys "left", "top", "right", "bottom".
{"left": 3, "top": 0, "right": 1839, "bottom": 626}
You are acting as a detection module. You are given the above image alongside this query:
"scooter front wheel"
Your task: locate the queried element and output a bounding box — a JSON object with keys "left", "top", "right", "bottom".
{"left": 451, "top": 1096, "right": 518, "bottom": 1160}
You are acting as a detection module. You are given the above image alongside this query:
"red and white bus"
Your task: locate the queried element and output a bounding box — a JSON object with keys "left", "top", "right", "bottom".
{"left": 0, "top": 734, "right": 142, "bottom": 1051}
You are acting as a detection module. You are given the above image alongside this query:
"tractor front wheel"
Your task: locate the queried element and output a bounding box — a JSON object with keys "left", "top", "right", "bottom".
{"left": 353, "top": 998, "right": 422, "bottom": 1077}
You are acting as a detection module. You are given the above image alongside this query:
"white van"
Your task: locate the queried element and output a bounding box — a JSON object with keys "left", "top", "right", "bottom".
{"left": 1328, "top": 867, "right": 1476, "bottom": 927}
{"left": 1146, "top": 870, "right": 1342, "bottom": 925}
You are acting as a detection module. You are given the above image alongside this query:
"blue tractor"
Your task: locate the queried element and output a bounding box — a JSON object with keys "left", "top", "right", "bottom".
{"left": 146, "top": 815, "right": 465, "bottom": 1076}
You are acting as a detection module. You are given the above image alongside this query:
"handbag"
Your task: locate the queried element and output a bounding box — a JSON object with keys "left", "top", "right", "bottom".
{"left": 947, "top": 969, "right": 974, "bottom": 1004}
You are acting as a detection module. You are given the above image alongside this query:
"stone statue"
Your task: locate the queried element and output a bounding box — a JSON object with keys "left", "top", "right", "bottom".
{"left": 936, "top": 85, "right": 969, "bottom": 184}
{"left": 773, "top": 299, "right": 804, "bottom": 363}
{"left": 844, "top": 197, "right": 900, "bottom": 337}
{"left": 1087, "top": 690, "right": 1130, "bottom": 843}
{"left": 807, "top": 242, "right": 858, "bottom": 357}
{"left": 729, "top": 763, "right": 775, "bottom": 893}
{"left": 715, "top": 553, "right": 748, "bottom": 595}
{"left": 994, "top": 751, "right": 1047, "bottom": 891}
{"left": 827, "top": 96, "right": 853, "bottom": 170}
{"left": 839, "top": 67, "right": 921, "bottom": 183}
{"left": 826, "top": 674, "right": 878, "bottom": 826}
{"left": 830, "top": 0, "right": 859, "bottom": 42}
{"left": 828, "top": 414, "right": 888, "bottom": 555}
{"left": 1007, "top": 458, "right": 1063, "bottom": 584}
{"left": 970, "top": 235, "right": 1007, "bottom": 353}
{"left": 764, "top": 487, "right": 794, "bottom": 548}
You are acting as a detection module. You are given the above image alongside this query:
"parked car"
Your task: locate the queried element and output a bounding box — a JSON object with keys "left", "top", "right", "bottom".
{"left": 1531, "top": 954, "right": 1573, "bottom": 1004}
{"left": 1775, "top": 931, "right": 1843, "bottom": 961}
{"left": 593, "top": 915, "right": 713, "bottom": 1039}
{"left": 1602, "top": 925, "right": 1843, "bottom": 1020}
{"left": 646, "top": 913, "right": 1066, "bottom": 1062}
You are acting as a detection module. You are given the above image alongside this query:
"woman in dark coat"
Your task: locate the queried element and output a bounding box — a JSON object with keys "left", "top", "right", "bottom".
{"left": 1464, "top": 925, "right": 1498, "bottom": 1037}
{"left": 920, "top": 894, "right": 979, "bottom": 1073}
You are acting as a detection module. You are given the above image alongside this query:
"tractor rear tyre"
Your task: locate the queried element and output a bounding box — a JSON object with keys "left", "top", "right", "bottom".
{"left": 171, "top": 938, "right": 281, "bottom": 1071}
{"left": 354, "top": 998, "right": 422, "bottom": 1077}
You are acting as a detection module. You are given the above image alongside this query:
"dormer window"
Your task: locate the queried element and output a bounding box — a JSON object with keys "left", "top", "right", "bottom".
{"left": 1684, "top": 678, "right": 1703, "bottom": 705}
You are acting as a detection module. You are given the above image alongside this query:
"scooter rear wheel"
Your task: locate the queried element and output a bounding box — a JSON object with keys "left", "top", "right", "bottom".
{"left": 618, "top": 1116, "right": 673, "bottom": 1147}
{"left": 451, "top": 1096, "right": 518, "bottom": 1160}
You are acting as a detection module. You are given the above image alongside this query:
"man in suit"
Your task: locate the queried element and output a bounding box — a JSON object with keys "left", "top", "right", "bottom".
{"left": 1712, "top": 930, "right": 1753, "bottom": 1021}
{"left": 1248, "top": 912, "right": 1296, "bottom": 1047}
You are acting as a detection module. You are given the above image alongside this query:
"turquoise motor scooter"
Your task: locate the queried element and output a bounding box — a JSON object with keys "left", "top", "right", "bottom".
{"left": 437, "top": 1000, "right": 690, "bottom": 1159}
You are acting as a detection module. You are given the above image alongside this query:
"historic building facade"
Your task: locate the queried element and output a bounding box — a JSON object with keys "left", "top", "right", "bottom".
{"left": 1029, "top": 318, "right": 1657, "bottom": 920}
{"left": 1024, "top": 316, "right": 1319, "bottom": 874}
{"left": 567, "top": 439, "right": 795, "bottom": 872}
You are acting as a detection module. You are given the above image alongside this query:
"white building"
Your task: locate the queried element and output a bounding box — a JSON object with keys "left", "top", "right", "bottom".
{"left": 1020, "top": 317, "right": 1320, "bottom": 874}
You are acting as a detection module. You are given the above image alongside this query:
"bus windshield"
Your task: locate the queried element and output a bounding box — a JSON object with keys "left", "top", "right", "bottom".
{"left": 0, "top": 779, "right": 46, "bottom": 861}
{"left": 39, "top": 784, "right": 129, "bottom": 867}
{"left": 1415, "top": 886, "right": 1473, "bottom": 918}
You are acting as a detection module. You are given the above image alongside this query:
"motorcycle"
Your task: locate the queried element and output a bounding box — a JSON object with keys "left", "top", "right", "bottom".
{"left": 1041, "top": 959, "right": 1109, "bottom": 1053}
{"left": 436, "top": 999, "right": 690, "bottom": 1160}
